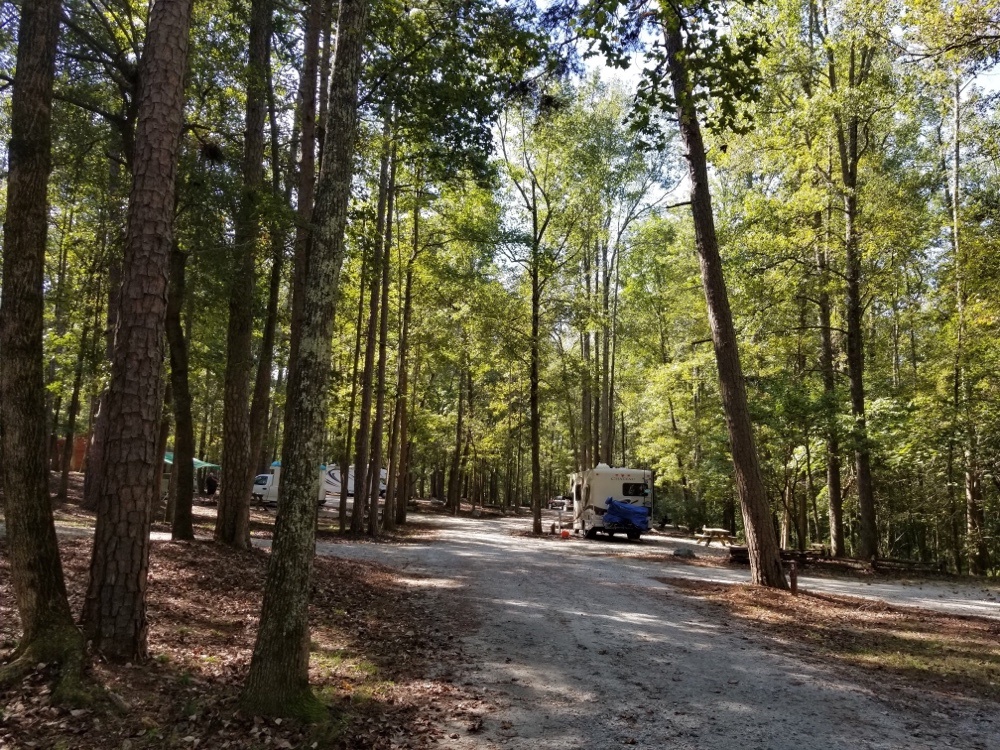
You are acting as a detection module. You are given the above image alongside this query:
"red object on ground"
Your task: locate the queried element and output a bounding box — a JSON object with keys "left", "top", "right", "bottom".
{"left": 561, "top": 530, "right": 570, "bottom": 539}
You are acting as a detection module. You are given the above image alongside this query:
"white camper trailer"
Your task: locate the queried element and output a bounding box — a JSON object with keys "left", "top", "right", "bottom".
{"left": 252, "top": 462, "right": 386, "bottom": 506}
{"left": 569, "top": 463, "right": 652, "bottom": 540}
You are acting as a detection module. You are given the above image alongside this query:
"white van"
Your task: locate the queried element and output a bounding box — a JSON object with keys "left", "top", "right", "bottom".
{"left": 569, "top": 463, "right": 652, "bottom": 541}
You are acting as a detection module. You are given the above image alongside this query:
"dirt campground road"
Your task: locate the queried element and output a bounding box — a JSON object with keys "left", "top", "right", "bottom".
{"left": 317, "top": 511, "right": 998, "bottom": 750}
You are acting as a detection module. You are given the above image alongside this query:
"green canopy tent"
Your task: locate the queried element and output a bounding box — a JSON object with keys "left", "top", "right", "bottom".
{"left": 163, "top": 452, "right": 221, "bottom": 470}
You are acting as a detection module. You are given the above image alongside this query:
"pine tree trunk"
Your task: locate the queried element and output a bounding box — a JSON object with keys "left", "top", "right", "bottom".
{"left": 83, "top": 0, "right": 195, "bottom": 661}
{"left": 166, "top": 247, "right": 195, "bottom": 540}
{"left": 368, "top": 149, "right": 396, "bottom": 535}
{"left": 241, "top": 0, "right": 369, "bottom": 718}
{"left": 0, "top": 0, "right": 86, "bottom": 696}
{"left": 663, "top": 15, "right": 785, "bottom": 588}
{"left": 217, "top": 0, "right": 272, "bottom": 548}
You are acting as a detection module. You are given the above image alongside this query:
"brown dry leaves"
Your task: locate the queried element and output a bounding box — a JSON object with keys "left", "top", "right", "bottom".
{"left": 1, "top": 534, "right": 487, "bottom": 750}
{"left": 657, "top": 577, "right": 1000, "bottom": 703}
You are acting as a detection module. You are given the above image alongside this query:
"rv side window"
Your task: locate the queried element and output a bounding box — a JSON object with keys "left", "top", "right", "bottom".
{"left": 622, "top": 482, "right": 647, "bottom": 497}
{"left": 574, "top": 484, "right": 582, "bottom": 501}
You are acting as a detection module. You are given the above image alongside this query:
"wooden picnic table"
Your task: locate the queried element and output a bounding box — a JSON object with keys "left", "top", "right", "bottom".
{"left": 695, "top": 527, "right": 738, "bottom": 546}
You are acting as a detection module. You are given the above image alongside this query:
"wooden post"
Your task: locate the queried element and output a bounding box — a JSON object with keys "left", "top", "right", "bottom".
{"left": 789, "top": 561, "right": 798, "bottom": 596}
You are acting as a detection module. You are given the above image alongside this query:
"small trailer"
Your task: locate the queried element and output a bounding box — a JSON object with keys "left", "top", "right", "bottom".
{"left": 569, "top": 463, "right": 652, "bottom": 541}
{"left": 252, "top": 462, "right": 385, "bottom": 506}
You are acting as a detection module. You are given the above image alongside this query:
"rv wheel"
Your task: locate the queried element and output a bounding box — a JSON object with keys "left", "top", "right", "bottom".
{"left": 584, "top": 526, "right": 599, "bottom": 540}
{"left": 627, "top": 531, "right": 640, "bottom": 541}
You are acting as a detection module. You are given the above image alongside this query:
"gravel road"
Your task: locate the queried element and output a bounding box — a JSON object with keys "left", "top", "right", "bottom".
{"left": 321, "top": 511, "right": 998, "bottom": 750}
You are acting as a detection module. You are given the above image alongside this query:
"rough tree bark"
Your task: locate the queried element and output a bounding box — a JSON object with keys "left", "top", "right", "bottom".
{"left": 83, "top": 0, "right": 195, "bottom": 661}
{"left": 663, "top": 13, "right": 786, "bottom": 588}
{"left": 287, "top": 0, "right": 322, "bottom": 384}
{"left": 0, "top": 0, "right": 87, "bottom": 699}
{"left": 241, "top": 0, "right": 369, "bottom": 718}
{"left": 216, "top": 0, "right": 272, "bottom": 548}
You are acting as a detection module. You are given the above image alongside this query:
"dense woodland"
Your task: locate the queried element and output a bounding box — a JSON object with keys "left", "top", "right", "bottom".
{"left": 1, "top": 0, "right": 999, "bottom": 717}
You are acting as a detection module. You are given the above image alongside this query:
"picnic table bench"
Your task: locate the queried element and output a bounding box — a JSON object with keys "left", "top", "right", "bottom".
{"left": 695, "top": 527, "right": 738, "bottom": 546}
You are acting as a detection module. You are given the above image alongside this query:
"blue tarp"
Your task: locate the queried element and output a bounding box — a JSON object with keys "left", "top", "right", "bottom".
{"left": 603, "top": 498, "right": 650, "bottom": 530}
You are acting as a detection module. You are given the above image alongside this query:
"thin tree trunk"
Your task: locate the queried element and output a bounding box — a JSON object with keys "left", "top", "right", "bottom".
{"left": 351, "top": 133, "right": 391, "bottom": 533}
{"left": 248, "top": 58, "right": 289, "bottom": 479}
{"left": 83, "top": 0, "right": 195, "bottom": 661}
{"left": 448, "top": 367, "right": 466, "bottom": 513}
{"left": 663, "top": 14, "right": 785, "bottom": 588}
{"left": 217, "top": 0, "right": 272, "bottom": 548}
{"left": 0, "top": 0, "right": 86, "bottom": 696}
{"left": 600, "top": 241, "right": 612, "bottom": 464}
{"left": 166, "top": 247, "right": 195, "bottom": 540}
{"left": 368, "top": 149, "right": 396, "bottom": 535}
{"left": 241, "top": 0, "right": 369, "bottom": 718}
{"left": 817, "top": 210, "right": 844, "bottom": 556}
{"left": 58, "top": 320, "right": 91, "bottom": 502}
{"left": 530, "top": 258, "right": 542, "bottom": 533}
{"left": 829, "top": 40, "right": 877, "bottom": 562}
{"left": 341, "top": 252, "right": 368, "bottom": 531}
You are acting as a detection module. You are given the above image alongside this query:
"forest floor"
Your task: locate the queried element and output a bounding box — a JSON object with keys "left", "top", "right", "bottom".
{"left": 0, "top": 478, "right": 487, "bottom": 749}
{"left": 2, "top": 476, "right": 999, "bottom": 748}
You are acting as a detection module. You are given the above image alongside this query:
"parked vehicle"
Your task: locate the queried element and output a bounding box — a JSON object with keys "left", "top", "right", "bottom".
{"left": 252, "top": 462, "right": 386, "bottom": 506}
{"left": 569, "top": 463, "right": 652, "bottom": 541}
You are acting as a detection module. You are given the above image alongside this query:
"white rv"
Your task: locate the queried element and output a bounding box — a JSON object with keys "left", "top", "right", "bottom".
{"left": 252, "top": 462, "right": 386, "bottom": 506}
{"left": 569, "top": 463, "right": 652, "bottom": 540}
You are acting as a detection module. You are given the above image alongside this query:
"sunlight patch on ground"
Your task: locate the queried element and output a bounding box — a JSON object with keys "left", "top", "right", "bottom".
{"left": 396, "top": 575, "right": 462, "bottom": 589}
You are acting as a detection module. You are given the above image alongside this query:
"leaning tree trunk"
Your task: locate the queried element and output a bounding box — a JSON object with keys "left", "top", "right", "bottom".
{"left": 0, "top": 0, "right": 87, "bottom": 699}
{"left": 241, "top": 0, "right": 369, "bottom": 719}
{"left": 166, "top": 247, "right": 195, "bottom": 540}
{"left": 216, "top": 0, "right": 272, "bottom": 548}
{"left": 663, "top": 15, "right": 785, "bottom": 588}
{"left": 83, "top": 0, "right": 195, "bottom": 661}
